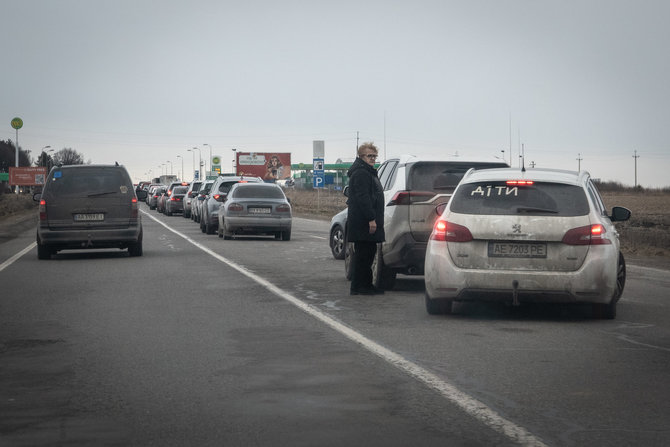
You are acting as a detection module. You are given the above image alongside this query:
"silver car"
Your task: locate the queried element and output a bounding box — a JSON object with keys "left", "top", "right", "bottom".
{"left": 339, "top": 155, "right": 508, "bottom": 288}
{"left": 217, "top": 182, "right": 292, "bottom": 240}
{"left": 34, "top": 164, "right": 143, "bottom": 259}
{"left": 200, "top": 175, "right": 262, "bottom": 235}
{"left": 424, "top": 167, "right": 631, "bottom": 318}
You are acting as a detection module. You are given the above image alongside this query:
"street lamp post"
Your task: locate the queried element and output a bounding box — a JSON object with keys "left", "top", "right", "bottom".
{"left": 187, "top": 148, "right": 195, "bottom": 181}
{"left": 203, "top": 143, "right": 212, "bottom": 176}
{"left": 191, "top": 147, "right": 202, "bottom": 180}
{"left": 166, "top": 160, "right": 173, "bottom": 175}
{"left": 176, "top": 155, "right": 183, "bottom": 180}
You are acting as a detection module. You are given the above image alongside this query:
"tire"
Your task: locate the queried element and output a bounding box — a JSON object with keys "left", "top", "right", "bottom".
{"left": 372, "top": 243, "right": 396, "bottom": 290}
{"left": 37, "top": 243, "right": 52, "bottom": 260}
{"left": 594, "top": 252, "right": 625, "bottom": 319}
{"left": 128, "top": 230, "right": 143, "bottom": 257}
{"left": 274, "top": 232, "right": 281, "bottom": 240}
{"left": 281, "top": 230, "right": 291, "bottom": 241}
{"left": 200, "top": 217, "right": 206, "bottom": 233}
{"left": 205, "top": 220, "right": 216, "bottom": 235}
{"left": 425, "top": 293, "right": 453, "bottom": 315}
{"left": 344, "top": 242, "right": 354, "bottom": 281}
{"left": 330, "top": 225, "right": 346, "bottom": 259}
{"left": 218, "top": 228, "right": 223, "bottom": 238}
{"left": 166, "top": 209, "right": 172, "bottom": 216}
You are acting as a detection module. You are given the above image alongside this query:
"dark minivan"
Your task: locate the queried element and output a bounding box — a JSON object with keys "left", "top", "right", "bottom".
{"left": 34, "top": 164, "right": 143, "bottom": 259}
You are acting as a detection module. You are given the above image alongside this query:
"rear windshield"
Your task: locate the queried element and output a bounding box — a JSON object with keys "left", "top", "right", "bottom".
{"left": 173, "top": 186, "right": 189, "bottom": 194}
{"left": 46, "top": 168, "right": 131, "bottom": 197}
{"left": 233, "top": 185, "right": 285, "bottom": 199}
{"left": 405, "top": 162, "right": 507, "bottom": 203}
{"left": 450, "top": 181, "right": 590, "bottom": 216}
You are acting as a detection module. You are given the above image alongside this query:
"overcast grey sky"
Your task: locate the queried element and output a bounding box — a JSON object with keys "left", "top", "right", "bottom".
{"left": 4, "top": 0, "right": 669, "bottom": 186}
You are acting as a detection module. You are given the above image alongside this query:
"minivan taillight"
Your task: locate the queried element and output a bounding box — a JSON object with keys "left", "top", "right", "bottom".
{"left": 131, "top": 197, "right": 138, "bottom": 219}
{"left": 430, "top": 219, "right": 473, "bottom": 242}
{"left": 562, "top": 224, "right": 611, "bottom": 245}
{"left": 39, "top": 199, "right": 47, "bottom": 221}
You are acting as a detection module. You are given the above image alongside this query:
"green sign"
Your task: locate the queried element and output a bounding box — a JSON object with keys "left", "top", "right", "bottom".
{"left": 11, "top": 117, "right": 23, "bottom": 130}
{"left": 212, "top": 156, "right": 221, "bottom": 165}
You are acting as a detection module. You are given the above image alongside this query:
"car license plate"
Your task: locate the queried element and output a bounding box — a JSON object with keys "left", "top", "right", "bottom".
{"left": 248, "top": 207, "right": 271, "bottom": 214}
{"left": 488, "top": 242, "right": 547, "bottom": 258}
{"left": 73, "top": 213, "right": 105, "bottom": 222}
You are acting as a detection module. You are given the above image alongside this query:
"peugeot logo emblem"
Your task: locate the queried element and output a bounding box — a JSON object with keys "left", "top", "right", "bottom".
{"left": 512, "top": 224, "right": 521, "bottom": 234}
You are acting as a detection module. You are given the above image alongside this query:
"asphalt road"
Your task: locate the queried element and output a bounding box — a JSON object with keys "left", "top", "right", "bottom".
{"left": 1, "top": 204, "right": 669, "bottom": 446}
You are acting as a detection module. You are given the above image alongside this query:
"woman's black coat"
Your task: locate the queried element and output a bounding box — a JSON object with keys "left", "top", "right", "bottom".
{"left": 346, "top": 157, "right": 385, "bottom": 243}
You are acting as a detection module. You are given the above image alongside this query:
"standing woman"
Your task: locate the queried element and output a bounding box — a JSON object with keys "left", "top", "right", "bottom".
{"left": 346, "top": 142, "right": 385, "bottom": 295}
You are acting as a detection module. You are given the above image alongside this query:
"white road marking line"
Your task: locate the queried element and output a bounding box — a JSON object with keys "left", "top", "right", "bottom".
{"left": 149, "top": 210, "right": 550, "bottom": 446}
{"left": 0, "top": 242, "right": 36, "bottom": 273}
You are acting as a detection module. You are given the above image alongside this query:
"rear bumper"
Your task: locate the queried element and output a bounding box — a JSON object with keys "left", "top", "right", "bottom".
{"left": 225, "top": 216, "right": 291, "bottom": 234}
{"left": 424, "top": 241, "right": 619, "bottom": 304}
{"left": 37, "top": 224, "right": 142, "bottom": 250}
{"left": 382, "top": 233, "right": 427, "bottom": 274}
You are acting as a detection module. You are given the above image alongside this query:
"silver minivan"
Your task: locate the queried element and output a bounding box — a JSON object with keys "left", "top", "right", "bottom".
{"left": 34, "top": 164, "right": 143, "bottom": 259}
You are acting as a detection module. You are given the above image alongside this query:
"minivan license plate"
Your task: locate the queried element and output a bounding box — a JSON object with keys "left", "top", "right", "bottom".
{"left": 488, "top": 242, "right": 547, "bottom": 258}
{"left": 74, "top": 213, "right": 105, "bottom": 222}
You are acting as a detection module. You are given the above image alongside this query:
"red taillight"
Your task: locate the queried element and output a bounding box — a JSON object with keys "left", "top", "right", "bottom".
{"left": 213, "top": 194, "right": 223, "bottom": 202}
{"left": 430, "top": 219, "right": 473, "bottom": 242}
{"left": 228, "top": 203, "right": 243, "bottom": 212}
{"left": 39, "top": 199, "right": 47, "bottom": 221}
{"left": 276, "top": 203, "right": 291, "bottom": 213}
{"left": 562, "top": 224, "right": 611, "bottom": 245}
{"left": 506, "top": 180, "right": 534, "bottom": 186}
{"left": 170, "top": 197, "right": 181, "bottom": 201}
{"left": 131, "top": 197, "right": 138, "bottom": 219}
{"left": 388, "top": 190, "right": 436, "bottom": 206}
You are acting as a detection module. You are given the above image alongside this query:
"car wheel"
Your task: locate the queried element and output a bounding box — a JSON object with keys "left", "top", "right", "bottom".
{"left": 205, "top": 220, "right": 216, "bottom": 235}
{"left": 128, "top": 230, "right": 143, "bottom": 257}
{"left": 344, "top": 242, "right": 354, "bottom": 281}
{"left": 372, "top": 243, "right": 396, "bottom": 290}
{"left": 166, "top": 209, "right": 172, "bottom": 216}
{"left": 330, "top": 225, "right": 346, "bottom": 259}
{"left": 217, "top": 227, "right": 223, "bottom": 238}
{"left": 37, "top": 243, "right": 52, "bottom": 260}
{"left": 281, "top": 230, "right": 291, "bottom": 241}
{"left": 425, "top": 292, "right": 453, "bottom": 315}
{"left": 594, "top": 252, "right": 625, "bottom": 319}
{"left": 200, "top": 217, "right": 206, "bottom": 233}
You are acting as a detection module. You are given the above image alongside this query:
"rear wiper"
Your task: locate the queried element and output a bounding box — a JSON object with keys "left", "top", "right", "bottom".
{"left": 516, "top": 206, "right": 558, "bottom": 214}
{"left": 88, "top": 191, "right": 117, "bottom": 197}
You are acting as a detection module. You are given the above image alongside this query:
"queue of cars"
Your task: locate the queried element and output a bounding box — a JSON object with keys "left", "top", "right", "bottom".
{"left": 146, "top": 175, "right": 293, "bottom": 242}
{"left": 328, "top": 155, "right": 632, "bottom": 319}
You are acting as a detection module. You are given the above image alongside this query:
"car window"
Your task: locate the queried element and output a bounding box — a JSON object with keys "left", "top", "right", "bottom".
{"left": 174, "top": 186, "right": 189, "bottom": 194}
{"left": 47, "top": 168, "right": 129, "bottom": 197}
{"left": 450, "top": 181, "right": 590, "bottom": 216}
{"left": 233, "top": 185, "right": 285, "bottom": 199}
{"left": 587, "top": 180, "right": 607, "bottom": 215}
{"left": 378, "top": 160, "right": 398, "bottom": 191}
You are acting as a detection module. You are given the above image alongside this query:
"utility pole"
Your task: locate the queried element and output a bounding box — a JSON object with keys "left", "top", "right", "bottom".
{"left": 633, "top": 150, "right": 640, "bottom": 187}
{"left": 577, "top": 153, "right": 583, "bottom": 171}
{"left": 356, "top": 131, "right": 359, "bottom": 153}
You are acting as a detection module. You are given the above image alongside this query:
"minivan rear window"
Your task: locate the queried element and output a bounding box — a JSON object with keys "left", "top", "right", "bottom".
{"left": 47, "top": 169, "right": 129, "bottom": 197}
{"left": 450, "top": 181, "right": 589, "bottom": 216}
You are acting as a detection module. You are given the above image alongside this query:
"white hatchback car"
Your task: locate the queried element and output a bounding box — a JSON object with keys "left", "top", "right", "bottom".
{"left": 424, "top": 167, "right": 631, "bottom": 319}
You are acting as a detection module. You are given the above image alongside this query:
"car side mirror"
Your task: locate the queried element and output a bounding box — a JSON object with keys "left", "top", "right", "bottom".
{"left": 343, "top": 185, "right": 349, "bottom": 197}
{"left": 33, "top": 193, "right": 41, "bottom": 202}
{"left": 610, "top": 206, "right": 631, "bottom": 222}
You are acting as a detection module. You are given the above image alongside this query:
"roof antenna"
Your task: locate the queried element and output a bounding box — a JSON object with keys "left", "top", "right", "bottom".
{"left": 115, "top": 161, "right": 119, "bottom": 166}
{"left": 521, "top": 143, "right": 526, "bottom": 172}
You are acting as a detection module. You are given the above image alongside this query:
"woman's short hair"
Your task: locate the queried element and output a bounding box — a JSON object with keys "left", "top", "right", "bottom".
{"left": 357, "top": 142, "right": 378, "bottom": 157}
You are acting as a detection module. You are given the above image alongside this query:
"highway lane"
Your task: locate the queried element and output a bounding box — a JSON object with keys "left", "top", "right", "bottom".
{"left": 1, "top": 204, "right": 669, "bottom": 446}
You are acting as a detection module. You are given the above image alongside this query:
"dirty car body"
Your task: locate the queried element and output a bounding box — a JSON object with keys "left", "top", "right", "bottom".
{"left": 424, "top": 167, "right": 631, "bottom": 318}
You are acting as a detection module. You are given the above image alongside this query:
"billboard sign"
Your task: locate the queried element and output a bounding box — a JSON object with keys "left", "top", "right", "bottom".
{"left": 9, "top": 167, "right": 47, "bottom": 186}
{"left": 235, "top": 152, "right": 292, "bottom": 183}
